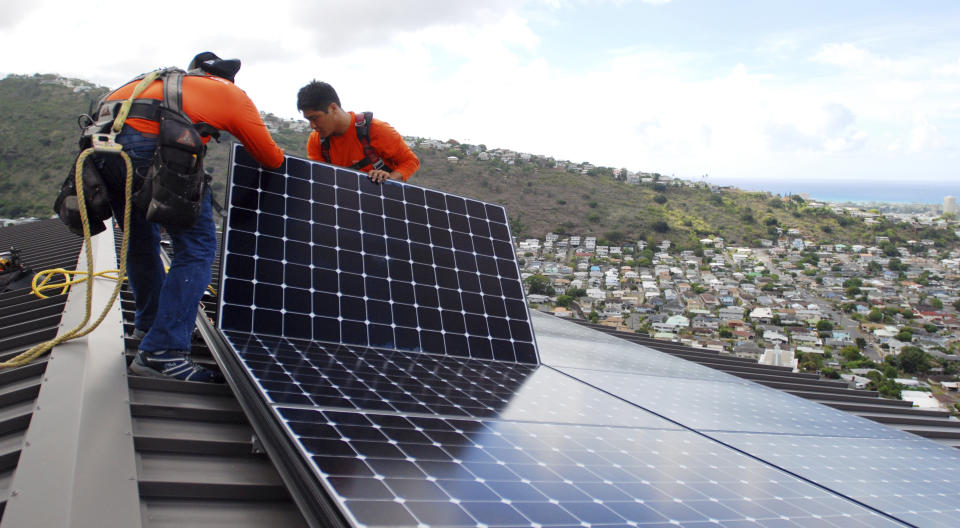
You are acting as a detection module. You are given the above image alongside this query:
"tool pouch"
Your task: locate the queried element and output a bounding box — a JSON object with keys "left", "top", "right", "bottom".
{"left": 53, "top": 151, "right": 113, "bottom": 237}
{"left": 140, "top": 109, "right": 206, "bottom": 231}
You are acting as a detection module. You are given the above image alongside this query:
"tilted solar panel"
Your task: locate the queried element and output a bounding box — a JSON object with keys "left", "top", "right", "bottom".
{"left": 220, "top": 146, "right": 537, "bottom": 364}
{"left": 215, "top": 147, "right": 942, "bottom": 527}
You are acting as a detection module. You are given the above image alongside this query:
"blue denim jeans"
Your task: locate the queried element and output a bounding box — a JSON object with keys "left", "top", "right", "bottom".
{"left": 97, "top": 126, "right": 217, "bottom": 352}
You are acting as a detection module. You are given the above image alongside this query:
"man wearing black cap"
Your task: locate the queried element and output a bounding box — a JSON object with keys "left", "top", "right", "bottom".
{"left": 95, "top": 52, "right": 284, "bottom": 382}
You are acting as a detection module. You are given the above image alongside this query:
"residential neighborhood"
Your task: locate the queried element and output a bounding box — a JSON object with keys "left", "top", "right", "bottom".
{"left": 517, "top": 225, "right": 960, "bottom": 411}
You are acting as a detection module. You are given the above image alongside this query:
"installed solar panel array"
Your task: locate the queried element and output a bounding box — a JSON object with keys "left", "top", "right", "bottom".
{"left": 218, "top": 146, "right": 960, "bottom": 527}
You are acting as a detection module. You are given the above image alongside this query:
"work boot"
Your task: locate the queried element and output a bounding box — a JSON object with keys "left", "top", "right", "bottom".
{"left": 129, "top": 349, "right": 224, "bottom": 383}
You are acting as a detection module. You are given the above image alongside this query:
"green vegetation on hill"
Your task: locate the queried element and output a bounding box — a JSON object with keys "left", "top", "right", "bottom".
{"left": 0, "top": 74, "right": 108, "bottom": 217}
{"left": 407, "top": 148, "right": 956, "bottom": 251}
{"left": 1, "top": 73, "right": 955, "bottom": 252}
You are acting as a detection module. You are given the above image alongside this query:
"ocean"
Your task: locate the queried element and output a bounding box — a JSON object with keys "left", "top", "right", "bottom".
{"left": 712, "top": 179, "right": 959, "bottom": 205}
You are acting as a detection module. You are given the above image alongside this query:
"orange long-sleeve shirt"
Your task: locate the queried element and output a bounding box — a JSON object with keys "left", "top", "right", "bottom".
{"left": 106, "top": 74, "right": 285, "bottom": 168}
{"left": 306, "top": 112, "right": 420, "bottom": 181}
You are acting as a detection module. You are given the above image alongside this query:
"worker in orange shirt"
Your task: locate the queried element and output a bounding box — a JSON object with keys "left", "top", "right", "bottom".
{"left": 296, "top": 80, "right": 419, "bottom": 183}
{"left": 95, "top": 52, "right": 285, "bottom": 382}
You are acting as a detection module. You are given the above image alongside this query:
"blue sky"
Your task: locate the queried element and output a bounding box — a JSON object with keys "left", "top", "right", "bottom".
{"left": 3, "top": 0, "right": 960, "bottom": 189}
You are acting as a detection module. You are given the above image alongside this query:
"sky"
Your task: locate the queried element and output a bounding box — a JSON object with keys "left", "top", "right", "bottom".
{"left": 3, "top": 0, "right": 960, "bottom": 189}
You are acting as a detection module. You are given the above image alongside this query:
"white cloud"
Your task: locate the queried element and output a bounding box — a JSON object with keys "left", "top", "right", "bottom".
{"left": 936, "top": 58, "right": 960, "bottom": 76}
{"left": 3, "top": 1, "right": 960, "bottom": 185}
{"left": 909, "top": 115, "right": 944, "bottom": 153}
{"left": 812, "top": 43, "right": 871, "bottom": 67}
{"left": 0, "top": 2, "right": 38, "bottom": 30}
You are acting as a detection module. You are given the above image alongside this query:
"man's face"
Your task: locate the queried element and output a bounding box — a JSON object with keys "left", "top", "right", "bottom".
{"left": 303, "top": 105, "right": 336, "bottom": 138}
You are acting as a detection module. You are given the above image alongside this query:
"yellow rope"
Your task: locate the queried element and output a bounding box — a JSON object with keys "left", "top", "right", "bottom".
{"left": 31, "top": 267, "right": 214, "bottom": 299}
{"left": 0, "top": 149, "right": 133, "bottom": 369}
{"left": 31, "top": 268, "right": 124, "bottom": 299}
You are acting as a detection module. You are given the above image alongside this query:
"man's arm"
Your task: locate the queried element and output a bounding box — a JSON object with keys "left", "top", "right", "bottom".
{"left": 369, "top": 120, "right": 420, "bottom": 181}
{"left": 222, "top": 85, "right": 285, "bottom": 169}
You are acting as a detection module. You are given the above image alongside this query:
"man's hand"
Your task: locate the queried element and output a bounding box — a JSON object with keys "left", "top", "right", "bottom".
{"left": 368, "top": 169, "right": 401, "bottom": 183}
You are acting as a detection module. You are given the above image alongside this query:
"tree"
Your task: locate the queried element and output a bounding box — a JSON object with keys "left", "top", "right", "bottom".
{"left": 588, "top": 310, "right": 600, "bottom": 324}
{"left": 854, "top": 337, "right": 867, "bottom": 349}
{"left": 867, "top": 376, "right": 904, "bottom": 399}
{"left": 565, "top": 287, "right": 587, "bottom": 298}
{"left": 652, "top": 221, "right": 669, "bottom": 233}
{"left": 898, "top": 346, "right": 931, "bottom": 374}
{"left": 843, "top": 278, "right": 863, "bottom": 288}
{"left": 867, "top": 309, "right": 883, "bottom": 323}
{"left": 555, "top": 295, "right": 572, "bottom": 307}
{"left": 840, "top": 346, "right": 864, "bottom": 363}
{"left": 883, "top": 364, "right": 898, "bottom": 379}
{"left": 894, "top": 329, "right": 913, "bottom": 342}
{"left": 525, "top": 274, "right": 555, "bottom": 295}
{"left": 816, "top": 320, "right": 834, "bottom": 332}
{"left": 509, "top": 214, "right": 525, "bottom": 238}
{"left": 930, "top": 297, "right": 944, "bottom": 309}
{"left": 603, "top": 230, "right": 626, "bottom": 245}
{"left": 821, "top": 367, "right": 841, "bottom": 379}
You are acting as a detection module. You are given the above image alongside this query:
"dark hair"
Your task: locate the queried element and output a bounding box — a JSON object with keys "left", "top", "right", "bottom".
{"left": 297, "top": 80, "right": 340, "bottom": 112}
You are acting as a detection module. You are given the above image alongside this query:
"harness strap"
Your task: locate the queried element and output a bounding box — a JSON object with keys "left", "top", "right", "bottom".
{"left": 162, "top": 70, "right": 186, "bottom": 116}
{"left": 110, "top": 99, "right": 220, "bottom": 140}
{"left": 320, "top": 111, "right": 392, "bottom": 172}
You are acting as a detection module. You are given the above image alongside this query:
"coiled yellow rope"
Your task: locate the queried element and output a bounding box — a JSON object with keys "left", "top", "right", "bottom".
{"left": 0, "top": 149, "right": 133, "bottom": 368}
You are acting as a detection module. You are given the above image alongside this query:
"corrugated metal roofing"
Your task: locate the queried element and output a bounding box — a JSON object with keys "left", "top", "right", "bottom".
{"left": 0, "top": 219, "right": 82, "bottom": 519}
{"left": 0, "top": 219, "right": 306, "bottom": 527}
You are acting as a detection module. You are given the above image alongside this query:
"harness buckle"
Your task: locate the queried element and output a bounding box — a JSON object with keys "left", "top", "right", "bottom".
{"left": 90, "top": 133, "right": 123, "bottom": 153}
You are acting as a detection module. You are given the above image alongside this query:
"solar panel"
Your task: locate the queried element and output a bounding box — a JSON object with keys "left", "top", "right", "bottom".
{"left": 275, "top": 408, "right": 903, "bottom": 528}
{"left": 534, "top": 312, "right": 738, "bottom": 382}
{"left": 219, "top": 330, "right": 672, "bottom": 428}
{"left": 220, "top": 146, "right": 537, "bottom": 364}
{"left": 215, "top": 147, "right": 957, "bottom": 528}
{"left": 713, "top": 432, "right": 960, "bottom": 528}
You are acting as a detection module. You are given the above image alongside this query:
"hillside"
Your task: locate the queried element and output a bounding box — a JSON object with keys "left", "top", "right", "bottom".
{"left": 1, "top": 73, "right": 956, "bottom": 252}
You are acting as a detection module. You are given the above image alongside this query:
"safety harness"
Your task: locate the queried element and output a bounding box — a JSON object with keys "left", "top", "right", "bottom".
{"left": 320, "top": 111, "right": 393, "bottom": 172}
{"left": 55, "top": 67, "right": 218, "bottom": 236}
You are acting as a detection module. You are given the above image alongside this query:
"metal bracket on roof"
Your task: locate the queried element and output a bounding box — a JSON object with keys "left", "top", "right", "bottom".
{"left": 251, "top": 434, "right": 265, "bottom": 454}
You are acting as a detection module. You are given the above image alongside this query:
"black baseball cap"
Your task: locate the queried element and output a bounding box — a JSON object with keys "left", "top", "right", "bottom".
{"left": 188, "top": 51, "right": 241, "bottom": 83}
